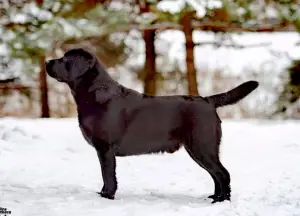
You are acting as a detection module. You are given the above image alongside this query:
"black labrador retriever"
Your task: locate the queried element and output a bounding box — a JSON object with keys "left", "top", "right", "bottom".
{"left": 45, "top": 48, "right": 259, "bottom": 203}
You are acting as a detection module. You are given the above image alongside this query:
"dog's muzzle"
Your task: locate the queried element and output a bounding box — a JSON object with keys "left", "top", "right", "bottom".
{"left": 45, "top": 61, "right": 65, "bottom": 82}
{"left": 45, "top": 60, "right": 56, "bottom": 77}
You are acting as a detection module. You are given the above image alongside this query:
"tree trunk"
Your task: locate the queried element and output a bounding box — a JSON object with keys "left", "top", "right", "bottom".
{"left": 181, "top": 12, "right": 199, "bottom": 96}
{"left": 143, "top": 29, "right": 157, "bottom": 95}
{"left": 39, "top": 55, "right": 50, "bottom": 118}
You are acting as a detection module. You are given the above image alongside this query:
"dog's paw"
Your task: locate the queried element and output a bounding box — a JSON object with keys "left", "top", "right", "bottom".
{"left": 211, "top": 193, "right": 230, "bottom": 204}
{"left": 207, "top": 194, "right": 219, "bottom": 200}
{"left": 97, "top": 191, "right": 115, "bottom": 200}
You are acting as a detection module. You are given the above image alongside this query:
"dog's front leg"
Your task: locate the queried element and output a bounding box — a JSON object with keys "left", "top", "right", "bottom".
{"left": 96, "top": 147, "right": 117, "bottom": 200}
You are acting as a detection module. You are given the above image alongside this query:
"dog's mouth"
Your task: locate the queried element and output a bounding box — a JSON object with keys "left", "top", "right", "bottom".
{"left": 45, "top": 63, "right": 55, "bottom": 77}
{"left": 56, "top": 77, "right": 63, "bottom": 82}
{"left": 50, "top": 73, "right": 65, "bottom": 82}
{"left": 46, "top": 70, "right": 64, "bottom": 82}
{"left": 45, "top": 67, "right": 64, "bottom": 83}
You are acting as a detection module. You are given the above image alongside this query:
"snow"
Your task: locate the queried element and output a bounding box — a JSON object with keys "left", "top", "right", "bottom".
{"left": 1, "top": 118, "right": 300, "bottom": 215}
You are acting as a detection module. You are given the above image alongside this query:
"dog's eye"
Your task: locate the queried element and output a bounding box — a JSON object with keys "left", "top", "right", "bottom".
{"left": 62, "top": 57, "right": 71, "bottom": 71}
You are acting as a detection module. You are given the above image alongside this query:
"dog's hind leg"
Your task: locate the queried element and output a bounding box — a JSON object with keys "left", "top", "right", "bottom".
{"left": 184, "top": 147, "right": 221, "bottom": 199}
{"left": 185, "top": 143, "right": 231, "bottom": 203}
{"left": 211, "top": 161, "right": 231, "bottom": 203}
{"left": 96, "top": 147, "right": 118, "bottom": 200}
{"left": 184, "top": 120, "right": 231, "bottom": 203}
{"left": 204, "top": 157, "right": 230, "bottom": 203}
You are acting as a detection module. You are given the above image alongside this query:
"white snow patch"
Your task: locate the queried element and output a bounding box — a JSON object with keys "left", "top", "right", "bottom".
{"left": 1, "top": 118, "right": 300, "bottom": 215}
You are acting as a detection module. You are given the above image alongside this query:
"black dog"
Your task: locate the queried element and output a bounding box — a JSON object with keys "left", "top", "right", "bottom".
{"left": 45, "top": 48, "right": 259, "bottom": 203}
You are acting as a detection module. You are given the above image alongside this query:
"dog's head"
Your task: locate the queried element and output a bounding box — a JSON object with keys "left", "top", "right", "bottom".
{"left": 45, "top": 48, "right": 97, "bottom": 83}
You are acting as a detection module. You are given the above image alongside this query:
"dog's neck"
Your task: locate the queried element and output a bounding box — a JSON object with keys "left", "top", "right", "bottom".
{"left": 69, "top": 64, "right": 121, "bottom": 112}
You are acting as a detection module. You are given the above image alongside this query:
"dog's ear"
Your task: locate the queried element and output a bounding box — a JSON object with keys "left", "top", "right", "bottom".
{"left": 70, "top": 53, "right": 97, "bottom": 79}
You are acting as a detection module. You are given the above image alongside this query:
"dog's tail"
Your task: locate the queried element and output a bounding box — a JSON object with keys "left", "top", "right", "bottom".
{"left": 205, "top": 81, "right": 259, "bottom": 108}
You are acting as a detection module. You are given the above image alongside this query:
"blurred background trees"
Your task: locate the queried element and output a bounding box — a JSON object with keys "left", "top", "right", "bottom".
{"left": 0, "top": 0, "right": 300, "bottom": 119}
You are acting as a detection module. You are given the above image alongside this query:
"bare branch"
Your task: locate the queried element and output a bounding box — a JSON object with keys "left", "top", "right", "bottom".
{"left": 52, "top": 21, "right": 295, "bottom": 51}
{"left": 0, "top": 85, "right": 32, "bottom": 90}
{"left": 0, "top": 78, "right": 19, "bottom": 84}
{"left": 195, "top": 41, "right": 272, "bottom": 49}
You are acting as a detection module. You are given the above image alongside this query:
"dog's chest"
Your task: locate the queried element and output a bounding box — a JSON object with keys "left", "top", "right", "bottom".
{"left": 79, "top": 116, "right": 95, "bottom": 146}
{"left": 78, "top": 109, "right": 125, "bottom": 147}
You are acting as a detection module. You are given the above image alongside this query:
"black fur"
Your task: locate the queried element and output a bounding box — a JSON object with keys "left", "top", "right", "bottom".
{"left": 45, "top": 48, "right": 259, "bottom": 203}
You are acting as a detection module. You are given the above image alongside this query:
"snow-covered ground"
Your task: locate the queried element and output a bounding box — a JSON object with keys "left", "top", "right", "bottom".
{"left": 0, "top": 118, "right": 300, "bottom": 216}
